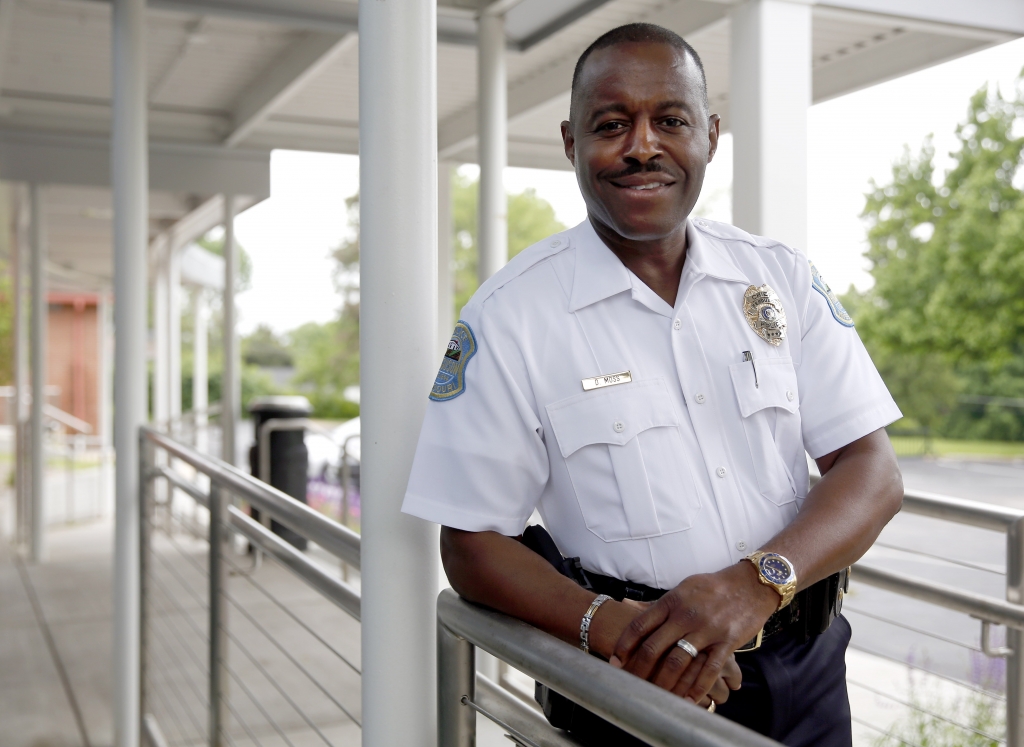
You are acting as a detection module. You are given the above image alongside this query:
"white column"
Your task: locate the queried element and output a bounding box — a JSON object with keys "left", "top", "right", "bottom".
{"left": 438, "top": 161, "right": 454, "bottom": 350}
{"left": 476, "top": 11, "right": 507, "bottom": 284}
{"left": 192, "top": 289, "right": 209, "bottom": 454}
{"left": 111, "top": 0, "right": 148, "bottom": 744}
{"left": 152, "top": 237, "right": 169, "bottom": 426}
{"left": 729, "top": 0, "right": 810, "bottom": 250}
{"left": 221, "top": 196, "right": 239, "bottom": 467}
{"left": 13, "top": 186, "right": 28, "bottom": 549}
{"left": 358, "top": 0, "right": 438, "bottom": 742}
{"left": 28, "top": 184, "right": 45, "bottom": 563}
{"left": 168, "top": 247, "right": 182, "bottom": 424}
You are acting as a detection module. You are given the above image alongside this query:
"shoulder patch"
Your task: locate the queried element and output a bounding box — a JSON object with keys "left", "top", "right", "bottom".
{"left": 430, "top": 321, "right": 478, "bottom": 401}
{"left": 809, "top": 261, "right": 854, "bottom": 327}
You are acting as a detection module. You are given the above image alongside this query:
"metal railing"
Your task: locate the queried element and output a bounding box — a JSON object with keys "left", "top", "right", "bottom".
{"left": 141, "top": 425, "right": 1024, "bottom": 747}
{"left": 140, "top": 426, "right": 363, "bottom": 746}
{"left": 437, "top": 590, "right": 780, "bottom": 747}
{"left": 845, "top": 485, "right": 1024, "bottom": 746}
{"left": 140, "top": 426, "right": 785, "bottom": 747}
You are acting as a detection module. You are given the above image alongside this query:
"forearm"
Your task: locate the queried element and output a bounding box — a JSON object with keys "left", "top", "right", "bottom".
{"left": 440, "top": 527, "right": 637, "bottom": 658}
{"left": 762, "top": 428, "right": 903, "bottom": 590}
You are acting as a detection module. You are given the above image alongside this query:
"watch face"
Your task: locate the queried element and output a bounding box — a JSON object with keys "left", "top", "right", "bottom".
{"left": 759, "top": 554, "right": 794, "bottom": 585}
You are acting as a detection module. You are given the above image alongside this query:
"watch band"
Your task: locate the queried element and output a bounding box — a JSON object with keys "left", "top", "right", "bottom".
{"left": 580, "top": 594, "right": 612, "bottom": 654}
{"left": 745, "top": 551, "right": 797, "bottom": 610}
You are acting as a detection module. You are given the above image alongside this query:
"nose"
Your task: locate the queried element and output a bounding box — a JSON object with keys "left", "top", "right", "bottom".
{"left": 623, "top": 116, "right": 662, "bottom": 165}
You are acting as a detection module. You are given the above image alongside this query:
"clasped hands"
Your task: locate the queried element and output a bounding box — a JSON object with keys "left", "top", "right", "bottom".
{"left": 603, "top": 562, "right": 780, "bottom": 709}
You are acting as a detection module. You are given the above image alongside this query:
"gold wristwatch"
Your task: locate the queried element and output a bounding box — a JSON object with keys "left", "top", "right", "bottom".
{"left": 744, "top": 551, "right": 797, "bottom": 610}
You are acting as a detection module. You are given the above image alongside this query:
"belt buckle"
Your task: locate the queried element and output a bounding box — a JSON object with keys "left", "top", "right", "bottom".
{"left": 735, "top": 628, "right": 763, "bottom": 653}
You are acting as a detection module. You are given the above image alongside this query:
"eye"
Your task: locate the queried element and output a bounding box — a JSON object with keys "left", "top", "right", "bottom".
{"left": 662, "top": 117, "right": 686, "bottom": 127}
{"left": 597, "top": 121, "right": 626, "bottom": 132}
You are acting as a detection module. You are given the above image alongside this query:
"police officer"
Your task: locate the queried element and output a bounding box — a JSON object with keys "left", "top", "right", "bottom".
{"left": 402, "top": 22, "right": 904, "bottom": 747}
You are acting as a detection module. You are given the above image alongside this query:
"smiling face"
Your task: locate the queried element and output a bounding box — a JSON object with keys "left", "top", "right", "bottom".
{"left": 562, "top": 42, "right": 719, "bottom": 244}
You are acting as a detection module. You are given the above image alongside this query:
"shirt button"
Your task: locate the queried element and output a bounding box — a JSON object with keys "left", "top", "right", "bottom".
{"left": 613, "top": 421, "right": 625, "bottom": 433}
{"left": 786, "top": 390, "right": 795, "bottom": 401}
{"left": 736, "top": 541, "right": 747, "bottom": 552}
{"left": 695, "top": 393, "right": 706, "bottom": 404}
{"left": 716, "top": 466, "right": 727, "bottom": 478}
{"left": 673, "top": 319, "right": 682, "bottom": 330}
{"left": 550, "top": 240, "right": 561, "bottom": 248}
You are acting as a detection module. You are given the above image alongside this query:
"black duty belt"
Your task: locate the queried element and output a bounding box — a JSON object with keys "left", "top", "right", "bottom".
{"left": 583, "top": 566, "right": 850, "bottom": 648}
{"left": 520, "top": 524, "right": 849, "bottom": 650}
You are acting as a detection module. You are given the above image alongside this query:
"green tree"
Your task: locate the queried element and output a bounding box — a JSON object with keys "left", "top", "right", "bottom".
{"left": 243, "top": 324, "right": 293, "bottom": 367}
{"left": 853, "top": 74, "right": 1024, "bottom": 439}
{"left": 452, "top": 172, "right": 567, "bottom": 312}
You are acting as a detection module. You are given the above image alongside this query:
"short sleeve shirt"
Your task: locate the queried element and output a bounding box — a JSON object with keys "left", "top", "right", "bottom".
{"left": 402, "top": 218, "right": 901, "bottom": 589}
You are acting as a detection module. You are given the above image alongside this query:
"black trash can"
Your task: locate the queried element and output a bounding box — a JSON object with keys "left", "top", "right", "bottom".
{"left": 249, "top": 395, "right": 314, "bottom": 550}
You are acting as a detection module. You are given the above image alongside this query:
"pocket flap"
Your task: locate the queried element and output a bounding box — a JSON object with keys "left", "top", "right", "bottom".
{"left": 729, "top": 356, "right": 799, "bottom": 418}
{"left": 546, "top": 378, "right": 680, "bottom": 458}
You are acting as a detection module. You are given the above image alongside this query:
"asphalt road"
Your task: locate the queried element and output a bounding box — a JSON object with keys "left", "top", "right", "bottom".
{"left": 848, "top": 457, "right": 1024, "bottom": 693}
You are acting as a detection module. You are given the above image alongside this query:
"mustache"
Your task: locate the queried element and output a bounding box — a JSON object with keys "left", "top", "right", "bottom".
{"left": 604, "top": 161, "right": 669, "bottom": 180}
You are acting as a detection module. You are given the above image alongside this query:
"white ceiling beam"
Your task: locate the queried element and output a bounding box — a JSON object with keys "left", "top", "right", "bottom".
{"left": 438, "top": 0, "right": 730, "bottom": 159}
{"left": 819, "top": 0, "right": 1024, "bottom": 35}
{"left": 224, "top": 31, "right": 356, "bottom": 147}
{"left": 0, "top": 129, "right": 271, "bottom": 196}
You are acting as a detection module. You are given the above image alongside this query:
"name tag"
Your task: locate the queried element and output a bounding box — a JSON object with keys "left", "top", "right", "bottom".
{"left": 581, "top": 370, "right": 632, "bottom": 391}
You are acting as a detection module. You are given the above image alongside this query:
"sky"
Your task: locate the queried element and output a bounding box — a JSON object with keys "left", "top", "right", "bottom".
{"left": 233, "top": 37, "right": 1024, "bottom": 335}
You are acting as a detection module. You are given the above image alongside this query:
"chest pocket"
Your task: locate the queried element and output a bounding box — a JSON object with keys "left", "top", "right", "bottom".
{"left": 546, "top": 378, "right": 701, "bottom": 542}
{"left": 728, "top": 356, "right": 801, "bottom": 505}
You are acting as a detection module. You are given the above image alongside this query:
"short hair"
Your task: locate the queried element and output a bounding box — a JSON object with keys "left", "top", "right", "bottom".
{"left": 570, "top": 23, "right": 708, "bottom": 118}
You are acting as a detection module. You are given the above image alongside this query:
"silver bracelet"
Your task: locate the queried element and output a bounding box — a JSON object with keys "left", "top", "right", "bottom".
{"left": 580, "top": 594, "right": 612, "bottom": 654}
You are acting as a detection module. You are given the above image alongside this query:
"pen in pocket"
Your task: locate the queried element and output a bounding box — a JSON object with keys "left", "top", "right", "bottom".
{"left": 742, "top": 351, "right": 759, "bottom": 389}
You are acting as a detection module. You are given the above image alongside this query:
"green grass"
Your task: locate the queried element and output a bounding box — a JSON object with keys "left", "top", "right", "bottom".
{"left": 890, "top": 435, "right": 1024, "bottom": 459}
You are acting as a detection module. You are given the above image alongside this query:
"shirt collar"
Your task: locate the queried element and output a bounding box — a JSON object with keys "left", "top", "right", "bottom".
{"left": 568, "top": 219, "right": 633, "bottom": 312}
{"left": 568, "top": 218, "right": 749, "bottom": 313}
{"left": 683, "top": 220, "right": 749, "bottom": 284}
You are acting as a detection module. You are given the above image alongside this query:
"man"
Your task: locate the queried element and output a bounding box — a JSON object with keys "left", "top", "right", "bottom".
{"left": 403, "top": 22, "right": 904, "bottom": 747}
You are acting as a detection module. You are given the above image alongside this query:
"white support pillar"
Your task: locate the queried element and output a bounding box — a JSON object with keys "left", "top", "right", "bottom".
{"left": 221, "top": 196, "right": 239, "bottom": 467}
{"left": 729, "top": 0, "right": 811, "bottom": 250}
{"left": 28, "top": 184, "right": 46, "bottom": 563}
{"left": 13, "top": 186, "right": 28, "bottom": 549}
{"left": 152, "top": 237, "right": 169, "bottom": 427}
{"left": 476, "top": 11, "right": 507, "bottom": 284}
{"left": 168, "top": 247, "right": 182, "bottom": 425}
{"left": 358, "top": 0, "right": 438, "bottom": 742}
{"left": 111, "top": 0, "right": 148, "bottom": 744}
{"left": 438, "top": 161, "right": 454, "bottom": 351}
{"left": 192, "top": 289, "right": 209, "bottom": 454}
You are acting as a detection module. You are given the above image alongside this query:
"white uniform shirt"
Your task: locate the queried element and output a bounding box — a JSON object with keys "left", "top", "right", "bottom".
{"left": 402, "top": 218, "right": 901, "bottom": 589}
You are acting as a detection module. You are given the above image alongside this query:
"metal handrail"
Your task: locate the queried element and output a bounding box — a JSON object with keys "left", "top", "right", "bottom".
{"left": 142, "top": 428, "right": 1024, "bottom": 746}
{"left": 142, "top": 425, "right": 361, "bottom": 568}
{"left": 901, "top": 488, "right": 1024, "bottom": 531}
{"left": 437, "top": 589, "right": 780, "bottom": 747}
{"left": 851, "top": 562, "right": 1024, "bottom": 629}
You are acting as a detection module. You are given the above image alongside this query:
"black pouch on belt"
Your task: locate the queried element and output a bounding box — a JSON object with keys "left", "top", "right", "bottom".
{"left": 521, "top": 524, "right": 593, "bottom": 730}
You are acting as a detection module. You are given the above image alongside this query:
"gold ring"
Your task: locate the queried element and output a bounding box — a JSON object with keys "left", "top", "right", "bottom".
{"left": 707, "top": 699, "right": 716, "bottom": 714}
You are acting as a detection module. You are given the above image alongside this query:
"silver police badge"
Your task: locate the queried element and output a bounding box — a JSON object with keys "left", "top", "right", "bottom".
{"left": 743, "top": 284, "right": 787, "bottom": 346}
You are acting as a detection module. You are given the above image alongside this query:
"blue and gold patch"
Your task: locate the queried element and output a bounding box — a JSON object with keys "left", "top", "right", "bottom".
{"left": 809, "top": 261, "right": 854, "bottom": 328}
{"left": 430, "top": 321, "right": 478, "bottom": 401}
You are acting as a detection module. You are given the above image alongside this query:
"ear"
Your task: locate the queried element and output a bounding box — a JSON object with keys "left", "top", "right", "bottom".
{"left": 706, "top": 114, "right": 721, "bottom": 164}
{"left": 561, "top": 120, "right": 576, "bottom": 168}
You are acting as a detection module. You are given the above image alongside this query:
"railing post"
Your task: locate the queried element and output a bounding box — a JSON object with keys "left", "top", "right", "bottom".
{"left": 139, "top": 432, "right": 155, "bottom": 730}
{"left": 1007, "top": 517, "right": 1024, "bottom": 747}
{"left": 208, "top": 485, "right": 229, "bottom": 746}
{"left": 438, "top": 622, "right": 476, "bottom": 747}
